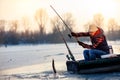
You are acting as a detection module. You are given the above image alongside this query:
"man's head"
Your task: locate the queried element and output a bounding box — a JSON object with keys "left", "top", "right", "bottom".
{"left": 88, "top": 24, "right": 98, "bottom": 36}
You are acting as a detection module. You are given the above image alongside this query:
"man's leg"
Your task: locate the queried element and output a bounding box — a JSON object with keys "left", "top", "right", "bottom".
{"left": 83, "top": 50, "right": 90, "bottom": 61}
{"left": 89, "top": 49, "right": 107, "bottom": 60}
{"left": 89, "top": 50, "right": 96, "bottom": 60}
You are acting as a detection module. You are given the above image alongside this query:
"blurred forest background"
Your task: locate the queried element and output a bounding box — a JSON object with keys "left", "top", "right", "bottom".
{"left": 0, "top": 8, "right": 120, "bottom": 46}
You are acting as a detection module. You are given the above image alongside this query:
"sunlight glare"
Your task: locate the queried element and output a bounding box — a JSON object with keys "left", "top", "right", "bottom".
{"left": 86, "top": 0, "right": 118, "bottom": 20}
{"left": 0, "top": 0, "right": 120, "bottom": 32}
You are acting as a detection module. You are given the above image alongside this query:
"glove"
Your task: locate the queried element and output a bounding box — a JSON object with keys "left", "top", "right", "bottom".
{"left": 77, "top": 41, "right": 83, "bottom": 45}
{"left": 71, "top": 32, "right": 78, "bottom": 37}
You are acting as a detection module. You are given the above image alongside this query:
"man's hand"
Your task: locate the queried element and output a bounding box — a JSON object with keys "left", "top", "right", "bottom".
{"left": 71, "top": 32, "right": 78, "bottom": 37}
{"left": 77, "top": 41, "right": 89, "bottom": 48}
{"left": 77, "top": 41, "right": 83, "bottom": 46}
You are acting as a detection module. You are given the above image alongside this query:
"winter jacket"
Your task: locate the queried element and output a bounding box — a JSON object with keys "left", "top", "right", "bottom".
{"left": 76, "top": 28, "right": 109, "bottom": 53}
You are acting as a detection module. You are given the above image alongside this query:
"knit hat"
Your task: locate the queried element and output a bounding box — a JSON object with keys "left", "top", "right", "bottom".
{"left": 88, "top": 24, "right": 98, "bottom": 32}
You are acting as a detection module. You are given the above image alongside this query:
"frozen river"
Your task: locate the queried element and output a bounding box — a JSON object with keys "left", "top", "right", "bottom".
{"left": 0, "top": 41, "right": 120, "bottom": 80}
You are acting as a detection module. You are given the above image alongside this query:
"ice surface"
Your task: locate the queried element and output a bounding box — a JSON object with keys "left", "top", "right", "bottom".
{"left": 0, "top": 41, "right": 120, "bottom": 80}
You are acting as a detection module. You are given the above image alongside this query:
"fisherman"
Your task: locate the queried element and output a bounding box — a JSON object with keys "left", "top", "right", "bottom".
{"left": 71, "top": 24, "right": 110, "bottom": 61}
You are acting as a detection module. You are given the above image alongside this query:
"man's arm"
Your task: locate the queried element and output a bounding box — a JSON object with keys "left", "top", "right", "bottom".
{"left": 77, "top": 36, "right": 104, "bottom": 49}
{"left": 71, "top": 32, "right": 90, "bottom": 37}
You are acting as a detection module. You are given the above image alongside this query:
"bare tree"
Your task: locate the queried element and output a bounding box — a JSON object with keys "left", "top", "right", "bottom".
{"left": 93, "top": 13, "right": 104, "bottom": 27}
{"left": 9, "top": 20, "right": 18, "bottom": 32}
{"left": 21, "top": 16, "right": 31, "bottom": 33}
{"left": 107, "top": 18, "right": 120, "bottom": 40}
{"left": 35, "top": 8, "right": 48, "bottom": 34}
{"left": 51, "top": 16, "right": 61, "bottom": 32}
{"left": 108, "top": 18, "right": 117, "bottom": 31}
{"left": 0, "top": 20, "right": 5, "bottom": 32}
{"left": 49, "top": 16, "right": 62, "bottom": 42}
{"left": 0, "top": 20, "right": 6, "bottom": 44}
{"left": 84, "top": 22, "right": 91, "bottom": 32}
{"left": 50, "top": 12, "right": 76, "bottom": 42}
{"left": 62, "top": 12, "right": 76, "bottom": 31}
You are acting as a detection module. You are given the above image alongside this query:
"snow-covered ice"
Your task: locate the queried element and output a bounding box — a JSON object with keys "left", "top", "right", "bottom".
{"left": 0, "top": 41, "right": 120, "bottom": 80}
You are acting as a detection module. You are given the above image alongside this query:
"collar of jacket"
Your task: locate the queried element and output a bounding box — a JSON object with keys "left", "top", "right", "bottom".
{"left": 92, "top": 27, "right": 104, "bottom": 38}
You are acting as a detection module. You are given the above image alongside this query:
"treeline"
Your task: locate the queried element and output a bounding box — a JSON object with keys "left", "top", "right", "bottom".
{"left": 0, "top": 24, "right": 73, "bottom": 45}
{"left": 0, "top": 9, "right": 120, "bottom": 45}
{"left": 0, "top": 10, "right": 76, "bottom": 45}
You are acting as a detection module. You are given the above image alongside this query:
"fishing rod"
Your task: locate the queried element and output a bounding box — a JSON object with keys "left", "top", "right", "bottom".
{"left": 50, "top": 5, "right": 79, "bottom": 41}
{"left": 56, "top": 26, "right": 76, "bottom": 61}
{"left": 50, "top": 5, "right": 71, "bottom": 32}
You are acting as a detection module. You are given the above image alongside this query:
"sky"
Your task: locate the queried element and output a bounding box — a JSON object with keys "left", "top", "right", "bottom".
{"left": 0, "top": 0, "right": 120, "bottom": 32}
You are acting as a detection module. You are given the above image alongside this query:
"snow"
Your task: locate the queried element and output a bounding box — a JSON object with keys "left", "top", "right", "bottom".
{"left": 0, "top": 41, "right": 120, "bottom": 80}
{"left": 0, "top": 43, "right": 82, "bottom": 74}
